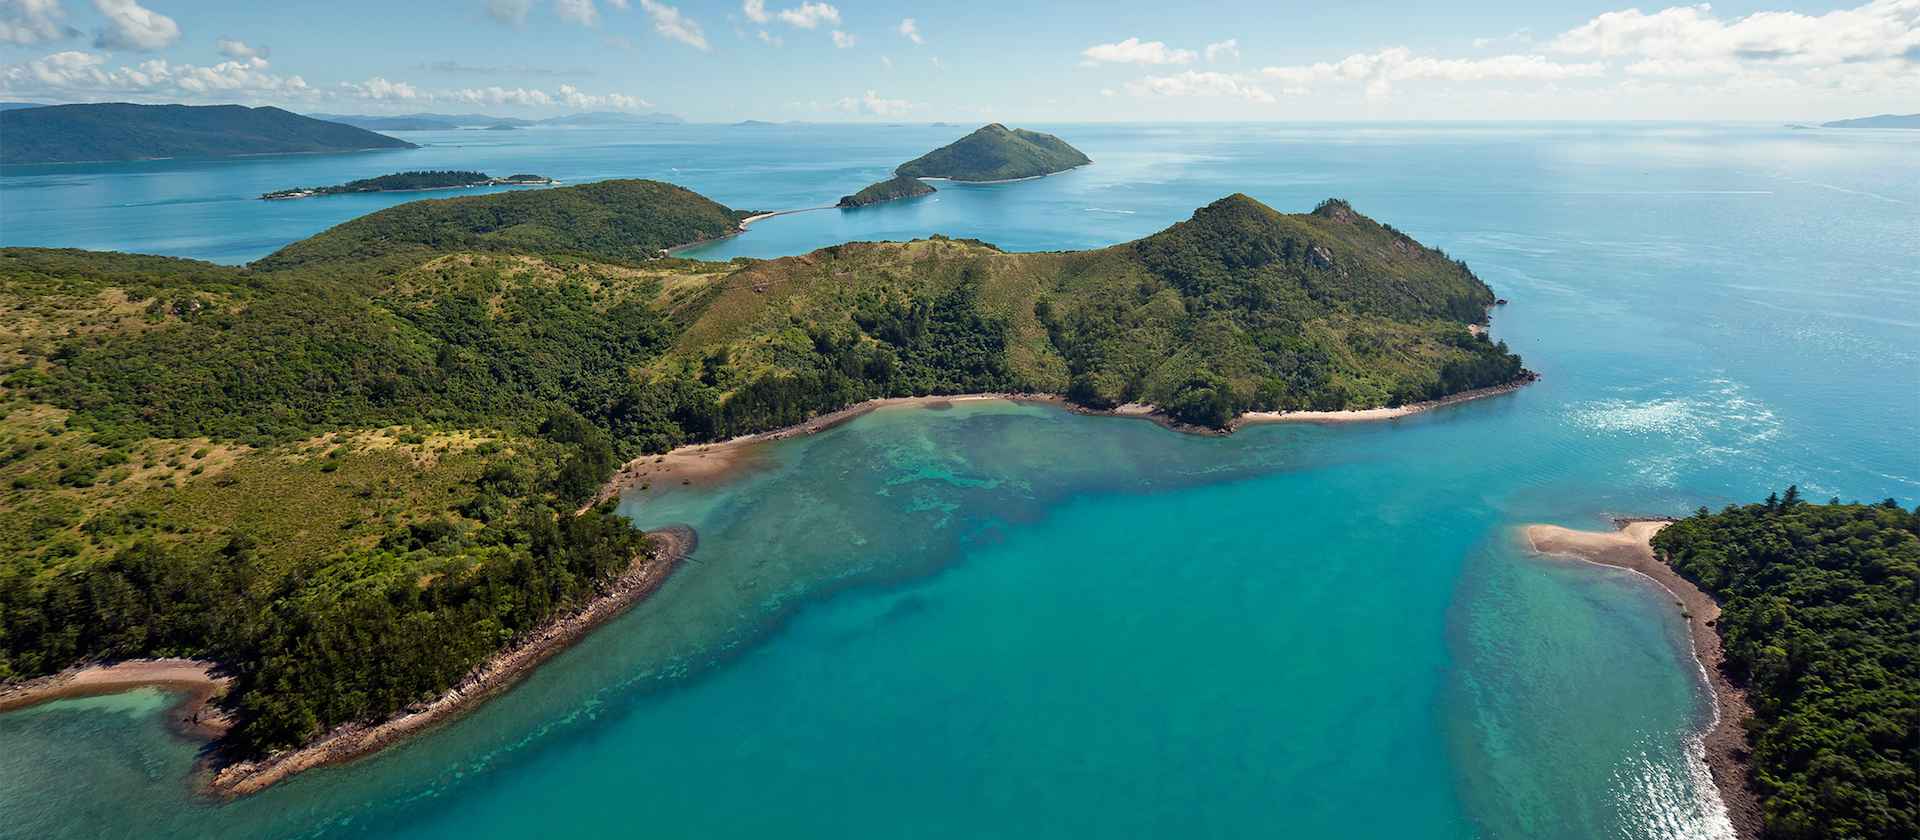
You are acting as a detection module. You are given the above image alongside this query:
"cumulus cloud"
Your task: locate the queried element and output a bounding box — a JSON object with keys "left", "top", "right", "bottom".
{"left": 898, "top": 17, "right": 922, "bottom": 45}
{"left": 756, "top": 29, "right": 780, "bottom": 46}
{"left": 1123, "top": 69, "right": 1275, "bottom": 102}
{"left": 216, "top": 38, "right": 265, "bottom": 60}
{"left": 0, "top": 48, "right": 651, "bottom": 112}
{"left": 831, "top": 29, "right": 854, "bottom": 48}
{"left": 1260, "top": 48, "right": 1604, "bottom": 98}
{"left": 742, "top": 0, "right": 767, "bottom": 24}
{"left": 831, "top": 89, "right": 914, "bottom": 116}
{"left": 1, "top": 0, "right": 77, "bottom": 45}
{"left": 776, "top": 2, "right": 838, "bottom": 29}
{"left": 486, "top": 0, "right": 532, "bottom": 25}
{"left": 1204, "top": 38, "right": 1238, "bottom": 62}
{"left": 638, "top": 0, "right": 707, "bottom": 49}
{"left": 2, "top": 49, "right": 308, "bottom": 100}
{"left": 92, "top": 0, "right": 180, "bottom": 51}
{"left": 1549, "top": 0, "right": 1919, "bottom": 72}
{"left": 1082, "top": 37, "right": 1196, "bottom": 65}
{"left": 553, "top": 0, "right": 598, "bottom": 26}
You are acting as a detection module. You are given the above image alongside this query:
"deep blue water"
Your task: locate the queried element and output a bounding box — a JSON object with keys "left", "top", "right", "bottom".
{"left": 0, "top": 123, "right": 1914, "bottom": 839}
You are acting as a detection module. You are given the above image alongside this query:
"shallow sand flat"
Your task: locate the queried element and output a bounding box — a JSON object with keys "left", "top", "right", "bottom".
{"left": 1523, "top": 521, "right": 1762, "bottom": 839}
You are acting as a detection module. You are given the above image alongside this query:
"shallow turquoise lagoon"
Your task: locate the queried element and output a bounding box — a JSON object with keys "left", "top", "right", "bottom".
{"left": 0, "top": 123, "right": 1913, "bottom": 838}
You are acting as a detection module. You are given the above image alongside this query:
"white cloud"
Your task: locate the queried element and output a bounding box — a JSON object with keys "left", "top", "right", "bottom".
{"left": 554, "top": 0, "right": 598, "bottom": 26}
{"left": 836, "top": 88, "right": 914, "bottom": 116}
{"left": 1204, "top": 38, "right": 1239, "bottom": 62}
{"left": 1261, "top": 48, "right": 1604, "bottom": 98}
{"left": 92, "top": 0, "right": 180, "bottom": 51}
{"left": 216, "top": 38, "right": 265, "bottom": 61}
{"left": 742, "top": 0, "right": 767, "bottom": 24}
{"left": 1, "top": 0, "right": 76, "bottom": 45}
{"left": 2, "top": 49, "right": 309, "bottom": 100}
{"left": 831, "top": 29, "right": 854, "bottom": 48}
{"left": 756, "top": 29, "right": 780, "bottom": 46}
{"left": 1082, "top": 37, "right": 1196, "bottom": 65}
{"left": 486, "top": 0, "right": 532, "bottom": 25}
{"left": 0, "top": 48, "right": 652, "bottom": 112}
{"left": 1124, "top": 70, "right": 1276, "bottom": 103}
{"left": 638, "top": 0, "right": 707, "bottom": 49}
{"left": 880, "top": 55, "right": 891, "bottom": 68}
{"left": 1550, "top": 1, "right": 1919, "bottom": 70}
{"left": 776, "top": 1, "right": 837, "bottom": 29}
{"left": 898, "top": 17, "right": 922, "bottom": 45}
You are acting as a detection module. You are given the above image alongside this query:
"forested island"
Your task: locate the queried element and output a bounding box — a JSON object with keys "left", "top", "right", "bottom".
{"left": 837, "top": 123, "right": 1090, "bottom": 208}
{"left": 837, "top": 174, "right": 936, "bottom": 208}
{"left": 1654, "top": 495, "right": 1918, "bottom": 840}
{"left": 0, "top": 104, "right": 415, "bottom": 164}
{"left": 260, "top": 171, "right": 555, "bottom": 200}
{"left": 0, "top": 180, "right": 1522, "bottom": 790}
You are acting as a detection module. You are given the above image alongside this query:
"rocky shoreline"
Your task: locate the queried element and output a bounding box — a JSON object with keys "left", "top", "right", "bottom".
{"left": 196, "top": 525, "right": 697, "bottom": 797}
{"left": 1524, "top": 520, "right": 1762, "bottom": 840}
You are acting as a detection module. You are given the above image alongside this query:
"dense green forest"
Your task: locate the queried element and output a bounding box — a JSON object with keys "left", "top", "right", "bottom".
{"left": 0, "top": 104, "right": 414, "bottom": 164}
{"left": 838, "top": 175, "right": 937, "bottom": 208}
{"left": 0, "top": 181, "right": 1521, "bottom": 760}
{"left": 894, "top": 123, "right": 1091, "bottom": 181}
{"left": 256, "top": 179, "right": 750, "bottom": 269}
{"left": 1654, "top": 494, "right": 1919, "bottom": 840}
{"left": 260, "top": 170, "right": 548, "bottom": 199}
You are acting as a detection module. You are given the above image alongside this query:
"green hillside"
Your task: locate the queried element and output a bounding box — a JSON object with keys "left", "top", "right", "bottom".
{"left": 838, "top": 175, "right": 937, "bottom": 208}
{"left": 255, "top": 179, "right": 749, "bottom": 269}
{"left": 0, "top": 103, "right": 415, "bottom": 164}
{"left": 0, "top": 182, "right": 1519, "bottom": 760}
{"left": 894, "top": 123, "right": 1091, "bottom": 181}
{"left": 1654, "top": 495, "right": 1919, "bottom": 840}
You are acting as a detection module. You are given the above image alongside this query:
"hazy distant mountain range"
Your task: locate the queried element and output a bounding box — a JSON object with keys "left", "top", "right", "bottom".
{"left": 309, "top": 111, "right": 685, "bottom": 130}
{"left": 0, "top": 103, "right": 415, "bottom": 164}
{"left": 1820, "top": 113, "right": 1920, "bottom": 129}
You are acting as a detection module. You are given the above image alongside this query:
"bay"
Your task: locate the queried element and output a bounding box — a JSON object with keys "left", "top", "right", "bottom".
{"left": 0, "top": 122, "right": 1913, "bottom": 839}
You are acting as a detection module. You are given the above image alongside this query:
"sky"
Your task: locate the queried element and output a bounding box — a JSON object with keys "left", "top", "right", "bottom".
{"left": 0, "top": 0, "right": 1914, "bottom": 121}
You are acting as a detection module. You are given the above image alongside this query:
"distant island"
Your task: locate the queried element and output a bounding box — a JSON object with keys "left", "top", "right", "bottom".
{"left": 483, "top": 123, "right": 519, "bottom": 131}
{"left": 260, "top": 171, "right": 555, "bottom": 200}
{"left": 542, "top": 111, "right": 685, "bottom": 126}
{"left": 837, "top": 123, "right": 1092, "bottom": 209}
{"left": 837, "top": 174, "right": 937, "bottom": 208}
{"left": 0, "top": 103, "right": 416, "bottom": 164}
{"left": 896, "top": 123, "right": 1090, "bottom": 182}
{"left": 734, "top": 119, "right": 777, "bottom": 127}
{"left": 1820, "top": 113, "right": 1920, "bottom": 129}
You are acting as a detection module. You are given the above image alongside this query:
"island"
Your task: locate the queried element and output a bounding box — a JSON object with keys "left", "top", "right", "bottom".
{"left": 0, "top": 103, "right": 416, "bottom": 164}
{"left": 895, "top": 123, "right": 1091, "bottom": 182}
{"left": 1820, "top": 113, "right": 1920, "bottom": 129}
{"left": 837, "top": 174, "right": 937, "bottom": 208}
{"left": 483, "top": 123, "right": 519, "bottom": 131}
{"left": 0, "top": 180, "right": 1525, "bottom": 794}
{"left": 259, "top": 171, "right": 556, "bottom": 200}
{"left": 1529, "top": 494, "right": 1918, "bottom": 840}
{"left": 836, "top": 123, "right": 1092, "bottom": 208}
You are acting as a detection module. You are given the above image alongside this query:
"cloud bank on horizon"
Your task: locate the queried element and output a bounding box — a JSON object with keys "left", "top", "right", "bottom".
{"left": 0, "top": 0, "right": 1913, "bottom": 120}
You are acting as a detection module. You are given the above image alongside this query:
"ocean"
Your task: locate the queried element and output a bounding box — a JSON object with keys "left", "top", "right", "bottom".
{"left": 0, "top": 122, "right": 1914, "bottom": 839}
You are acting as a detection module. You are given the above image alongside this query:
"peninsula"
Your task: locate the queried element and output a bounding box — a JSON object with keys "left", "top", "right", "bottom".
{"left": 260, "top": 171, "right": 555, "bottom": 200}
{"left": 0, "top": 103, "right": 415, "bottom": 164}
{"left": 837, "top": 174, "right": 936, "bottom": 208}
{"left": 0, "top": 180, "right": 1523, "bottom": 793}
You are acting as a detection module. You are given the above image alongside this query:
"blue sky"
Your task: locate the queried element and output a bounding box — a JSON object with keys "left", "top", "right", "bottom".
{"left": 1, "top": 0, "right": 1914, "bottom": 120}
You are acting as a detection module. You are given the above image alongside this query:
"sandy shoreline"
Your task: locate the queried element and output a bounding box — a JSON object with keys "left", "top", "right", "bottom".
{"left": 193, "top": 525, "right": 696, "bottom": 797}
{"left": 0, "top": 658, "right": 234, "bottom": 738}
{"left": 596, "top": 379, "right": 1537, "bottom": 506}
{"left": 1524, "top": 520, "right": 1762, "bottom": 840}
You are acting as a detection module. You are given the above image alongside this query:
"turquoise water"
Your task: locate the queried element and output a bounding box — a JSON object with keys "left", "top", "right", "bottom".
{"left": 0, "top": 123, "right": 1915, "bottom": 838}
